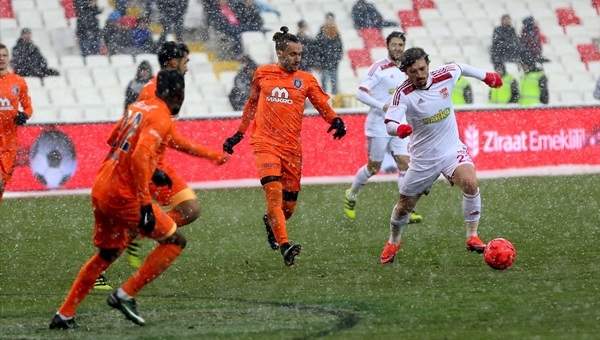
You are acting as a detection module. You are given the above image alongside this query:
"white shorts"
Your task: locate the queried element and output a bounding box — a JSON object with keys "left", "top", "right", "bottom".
{"left": 366, "top": 136, "right": 410, "bottom": 162}
{"left": 400, "top": 146, "right": 474, "bottom": 196}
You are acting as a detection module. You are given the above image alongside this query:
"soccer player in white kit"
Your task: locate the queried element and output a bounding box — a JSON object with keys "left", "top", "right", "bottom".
{"left": 343, "top": 31, "right": 422, "bottom": 224}
{"left": 380, "top": 47, "right": 503, "bottom": 264}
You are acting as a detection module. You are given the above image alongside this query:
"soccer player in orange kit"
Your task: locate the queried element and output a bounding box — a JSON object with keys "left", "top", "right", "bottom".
{"left": 120, "top": 42, "right": 227, "bottom": 269}
{"left": 222, "top": 27, "right": 347, "bottom": 267}
{"left": 50, "top": 70, "right": 188, "bottom": 329}
{"left": 0, "top": 43, "right": 32, "bottom": 205}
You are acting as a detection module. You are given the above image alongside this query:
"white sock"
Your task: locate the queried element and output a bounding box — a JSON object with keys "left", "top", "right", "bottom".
{"left": 349, "top": 165, "right": 372, "bottom": 197}
{"left": 57, "top": 312, "right": 72, "bottom": 321}
{"left": 117, "top": 288, "right": 133, "bottom": 300}
{"left": 463, "top": 188, "right": 481, "bottom": 237}
{"left": 389, "top": 204, "right": 410, "bottom": 244}
{"left": 397, "top": 170, "right": 406, "bottom": 193}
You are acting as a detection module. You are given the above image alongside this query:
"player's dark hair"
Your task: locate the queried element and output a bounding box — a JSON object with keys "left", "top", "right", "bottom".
{"left": 156, "top": 69, "right": 185, "bottom": 98}
{"left": 400, "top": 47, "right": 430, "bottom": 72}
{"left": 157, "top": 41, "right": 184, "bottom": 67}
{"left": 179, "top": 43, "right": 189, "bottom": 55}
{"left": 272, "top": 26, "right": 299, "bottom": 52}
{"left": 0, "top": 43, "right": 7, "bottom": 51}
{"left": 386, "top": 31, "right": 406, "bottom": 45}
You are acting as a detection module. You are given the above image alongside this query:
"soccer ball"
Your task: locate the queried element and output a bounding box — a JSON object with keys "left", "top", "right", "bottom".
{"left": 483, "top": 238, "right": 516, "bottom": 270}
{"left": 29, "top": 129, "right": 77, "bottom": 189}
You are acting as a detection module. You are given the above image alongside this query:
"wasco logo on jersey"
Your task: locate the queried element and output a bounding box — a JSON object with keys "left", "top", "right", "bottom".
{"left": 267, "top": 87, "right": 293, "bottom": 104}
{"left": 464, "top": 125, "right": 586, "bottom": 156}
{"left": 0, "top": 97, "right": 14, "bottom": 111}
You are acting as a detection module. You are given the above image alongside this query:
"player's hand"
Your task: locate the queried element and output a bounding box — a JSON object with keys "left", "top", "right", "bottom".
{"left": 327, "top": 117, "right": 346, "bottom": 139}
{"left": 151, "top": 169, "right": 172, "bottom": 188}
{"left": 223, "top": 132, "right": 244, "bottom": 154}
{"left": 396, "top": 124, "right": 413, "bottom": 138}
{"left": 14, "top": 111, "right": 28, "bottom": 126}
{"left": 138, "top": 205, "right": 156, "bottom": 234}
{"left": 214, "top": 152, "right": 228, "bottom": 165}
{"left": 483, "top": 72, "right": 503, "bottom": 88}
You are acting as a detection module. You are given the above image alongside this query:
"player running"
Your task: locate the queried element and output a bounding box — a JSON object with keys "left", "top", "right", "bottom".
{"left": 380, "top": 47, "right": 502, "bottom": 264}
{"left": 343, "top": 31, "right": 422, "bottom": 224}
{"left": 222, "top": 26, "right": 347, "bottom": 266}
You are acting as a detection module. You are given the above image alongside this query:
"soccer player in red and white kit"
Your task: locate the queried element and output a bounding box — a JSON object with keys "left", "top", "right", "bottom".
{"left": 0, "top": 43, "right": 32, "bottom": 205}
{"left": 380, "top": 47, "right": 503, "bottom": 264}
{"left": 343, "top": 31, "right": 422, "bottom": 224}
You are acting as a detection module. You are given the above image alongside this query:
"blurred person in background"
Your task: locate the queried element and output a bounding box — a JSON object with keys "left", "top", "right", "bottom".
{"left": 228, "top": 55, "right": 258, "bottom": 110}
{"left": 157, "top": 0, "right": 188, "bottom": 43}
{"left": 343, "top": 31, "right": 422, "bottom": 224}
{"left": 124, "top": 61, "right": 154, "bottom": 110}
{"left": 74, "top": 0, "right": 103, "bottom": 56}
{"left": 489, "top": 63, "right": 519, "bottom": 104}
{"left": 351, "top": 0, "right": 398, "bottom": 30}
{"left": 518, "top": 54, "right": 548, "bottom": 106}
{"left": 594, "top": 74, "right": 600, "bottom": 100}
{"left": 11, "top": 28, "right": 59, "bottom": 78}
{"left": 103, "top": 11, "right": 133, "bottom": 56}
{"left": 231, "top": 0, "right": 268, "bottom": 33}
{"left": 0, "top": 43, "right": 32, "bottom": 206}
{"left": 451, "top": 76, "right": 473, "bottom": 105}
{"left": 131, "top": 17, "right": 158, "bottom": 54}
{"left": 490, "top": 14, "right": 522, "bottom": 66}
{"left": 315, "top": 12, "right": 343, "bottom": 95}
{"left": 520, "top": 16, "right": 550, "bottom": 64}
{"left": 296, "top": 20, "right": 317, "bottom": 72}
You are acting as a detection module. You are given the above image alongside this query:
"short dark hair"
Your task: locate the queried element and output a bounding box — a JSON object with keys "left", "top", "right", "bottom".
{"left": 0, "top": 43, "right": 7, "bottom": 51}
{"left": 157, "top": 41, "right": 184, "bottom": 67}
{"left": 399, "top": 47, "right": 430, "bottom": 72}
{"left": 179, "top": 43, "right": 189, "bottom": 55}
{"left": 156, "top": 69, "right": 185, "bottom": 98}
{"left": 272, "top": 26, "right": 299, "bottom": 52}
{"left": 386, "top": 31, "right": 406, "bottom": 45}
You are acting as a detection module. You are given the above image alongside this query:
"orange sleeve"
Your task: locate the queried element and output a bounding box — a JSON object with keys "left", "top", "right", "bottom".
{"left": 306, "top": 76, "right": 338, "bottom": 124}
{"left": 106, "top": 116, "right": 126, "bottom": 146}
{"left": 168, "top": 129, "right": 227, "bottom": 164}
{"left": 237, "top": 74, "right": 260, "bottom": 134}
{"left": 131, "top": 110, "right": 173, "bottom": 205}
{"left": 19, "top": 78, "right": 33, "bottom": 116}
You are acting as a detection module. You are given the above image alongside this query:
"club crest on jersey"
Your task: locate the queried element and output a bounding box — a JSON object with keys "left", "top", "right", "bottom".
{"left": 439, "top": 87, "right": 449, "bottom": 99}
{"left": 293, "top": 78, "right": 302, "bottom": 89}
{"left": 12, "top": 86, "right": 19, "bottom": 95}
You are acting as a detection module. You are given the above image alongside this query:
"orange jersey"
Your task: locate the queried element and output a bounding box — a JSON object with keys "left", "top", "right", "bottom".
{"left": 0, "top": 72, "right": 32, "bottom": 150}
{"left": 137, "top": 75, "right": 157, "bottom": 102}
{"left": 94, "top": 97, "right": 175, "bottom": 205}
{"left": 239, "top": 64, "right": 338, "bottom": 154}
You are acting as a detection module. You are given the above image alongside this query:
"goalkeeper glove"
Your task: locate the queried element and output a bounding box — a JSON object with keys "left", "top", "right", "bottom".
{"left": 396, "top": 124, "right": 413, "bottom": 139}
{"left": 327, "top": 117, "right": 346, "bottom": 139}
{"left": 138, "top": 205, "right": 156, "bottom": 234}
{"left": 483, "top": 72, "right": 503, "bottom": 88}
{"left": 151, "top": 169, "right": 172, "bottom": 188}
{"left": 14, "top": 111, "right": 28, "bottom": 126}
{"left": 223, "top": 131, "right": 244, "bottom": 154}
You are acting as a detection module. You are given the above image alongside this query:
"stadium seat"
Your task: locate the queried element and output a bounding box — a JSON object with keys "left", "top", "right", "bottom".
{"left": 50, "top": 27, "right": 79, "bottom": 56}
{"left": 0, "top": 0, "right": 13, "bottom": 18}
{"left": 42, "top": 75, "right": 68, "bottom": 88}
{"left": 17, "top": 10, "right": 44, "bottom": 29}
{"left": 347, "top": 49, "right": 373, "bottom": 76}
{"left": 359, "top": 28, "right": 386, "bottom": 49}
{"left": 84, "top": 106, "right": 110, "bottom": 122}
{"left": 60, "top": 0, "right": 76, "bottom": 18}
{"left": 29, "top": 87, "right": 50, "bottom": 106}
{"left": 11, "top": 0, "right": 36, "bottom": 12}
{"left": 577, "top": 44, "right": 600, "bottom": 70}
{"left": 29, "top": 106, "right": 59, "bottom": 123}
{"left": 91, "top": 67, "right": 119, "bottom": 87}
{"left": 48, "top": 88, "right": 75, "bottom": 106}
{"left": 35, "top": 0, "right": 62, "bottom": 10}
{"left": 594, "top": 0, "right": 600, "bottom": 15}
{"left": 110, "top": 54, "right": 135, "bottom": 67}
{"left": 116, "top": 65, "right": 137, "bottom": 86}
{"left": 59, "top": 106, "right": 87, "bottom": 122}
{"left": 74, "top": 88, "right": 103, "bottom": 105}
{"left": 66, "top": 68, "right": 94, "bottom": 87}
{"left": 412, "top": 0, "right": 435, "bottom": 10}
{"left": 100, "top": 86, "right": 126, "bottom": 107}
{"left": 24, "top": 76, "right": 43, "bottom": 89}
{"left": 85, "top": 55, "right": 110, "bottom": 67}
{"left": 555, "top": 8, "right": 581, "bottom": 33}
{"left": 42, "top": 8, "right": 68, "bottom": 29}
{"left": 398, "top": 10, "right": 423, "bottom": 31}
{"left": 370, "top": 46, "right": 388, "bottom": 61}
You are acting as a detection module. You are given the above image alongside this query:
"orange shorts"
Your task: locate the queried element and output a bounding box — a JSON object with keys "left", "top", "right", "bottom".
{"left": 149, "top": 162, "right": 197, "bottom": 207}
{"left": 92, "top": 196, "right": 177, "bottom": 249}
{"left": 0, "top": 150, "right": 16, "bottom": 184}
{"left": 253, "top": 149, "right": 302, "bottom": 192}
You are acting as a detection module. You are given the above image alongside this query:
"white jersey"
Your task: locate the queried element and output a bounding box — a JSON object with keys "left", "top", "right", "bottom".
{"left": 358, "top": 58, "right": 407, "bottom": 137}
{"left": 385, "top": 64, "right": 464, "bottom": 165}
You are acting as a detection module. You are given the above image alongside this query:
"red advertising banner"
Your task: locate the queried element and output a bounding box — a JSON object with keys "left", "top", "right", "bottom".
{"left": 7, "top": 106, "right": 600, "bottom": 193}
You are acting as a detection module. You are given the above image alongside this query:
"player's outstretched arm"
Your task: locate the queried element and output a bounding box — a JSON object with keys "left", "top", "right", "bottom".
{"left": 169, "top": 131, "right": 228, "bottom": 164}
{"left": 457, "top": 63, "right": 502, "bottom": 88}
{"left": 327, "top": 117, "right": 347, "bottom": 139}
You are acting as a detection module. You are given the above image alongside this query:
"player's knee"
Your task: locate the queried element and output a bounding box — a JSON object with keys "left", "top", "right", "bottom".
{"left": 98, "top": 248, "right": 121, "bottom": 263}
{"left": 175, "top": 199, "right": 201, "bottom": 224}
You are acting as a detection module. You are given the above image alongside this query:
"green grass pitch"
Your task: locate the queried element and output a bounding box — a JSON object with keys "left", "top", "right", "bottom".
{"left": 0, "top": 175, "right": 599, "bottom": 339}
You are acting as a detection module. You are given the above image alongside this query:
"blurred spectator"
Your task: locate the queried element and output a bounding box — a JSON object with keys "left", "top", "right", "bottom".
{"left": 490, "top": 14, "right": 522, "bottom": 65}
{"left": 297, "top": 20, "right": 317, "bottom": 72}
{"left": 132, "top": 17, "right": 158, "bottom": 54}
{"left": 315, "top": 13, "right": 343, "bottom": 94}
{"left": 254, "top": 0, "right": 279, "bottom": 17}
{"left": 103, "top": 11, "right": 133, "bottom": 55}
{"left": 451, "top": 76, "right": 473, "bottom": 105}
{"left": 11, "top": 28, "right": 59, "bottom": 78}
{"left": 231, "top": 0, "right": 267, "bottom": 32}
{"left": 145, "top": 0, "right": 155, "bottom": 18}
{"left": 228, "top": 55, "right": 257, "bottom": 110}
{"left": 489, "top": 63, "right": 519, "bottom": 104}
{"left": 520, "top": 16, "right": 550, "bottom": 63}
{"left": 115, "top": 0, "right": 127, "bottom": 14}
{"left": 351, "top": 0, "right": 397, "bottom": 30}
{"left": 594, "top": 75, "right": 600, "bottom": 100}
{"left": 124, "top": 60, "right": 153, "bottom": 109}
{"left": 519, "top": 55, "right": 548, "bottom": 106}
{"left": 157, "top": 0, "right": 188, "bottom": 43}
{"left": 74, "top": 0, "right": 103, "bottom": 56}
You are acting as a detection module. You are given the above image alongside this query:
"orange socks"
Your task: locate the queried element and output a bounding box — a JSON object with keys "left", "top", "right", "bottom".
{"left": 166, "top": 209, "right": 186, "bottom": 227}
{"left": 121, "top": 243, "right": 183, "bottom": 297}
{"left": 58, "top": 253, "right": 111, "bottom": 317}
{"left": 264, "top": 181, "right": 288, "bottom": 245}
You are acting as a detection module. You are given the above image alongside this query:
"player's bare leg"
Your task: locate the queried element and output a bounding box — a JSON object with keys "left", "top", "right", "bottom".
{"left": 381, "top": 194, "right": 419, "bottom": 264}
{"left": 345, "top": 159, "right": 381, "bottom": 219}
{"left": 394, "top": 154, "right": 423, "bottom": 224}
{"left": 453, "top": 164, "right": 486, "bottom": 253}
